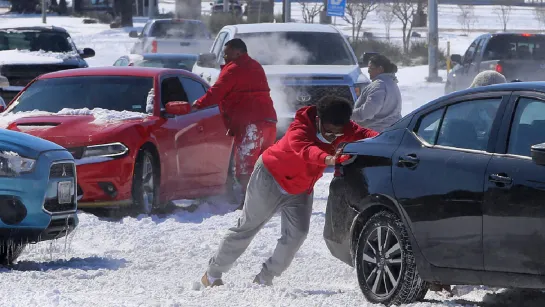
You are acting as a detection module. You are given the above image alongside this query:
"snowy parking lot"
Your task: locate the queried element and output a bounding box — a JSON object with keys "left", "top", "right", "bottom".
{"left": 1, "top": 3, "right": 545, "bottom": 306}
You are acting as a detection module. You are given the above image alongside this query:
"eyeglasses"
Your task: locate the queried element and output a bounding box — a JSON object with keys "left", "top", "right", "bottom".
{"left": 323, "top": 131, "right": 344, "bottom": 137}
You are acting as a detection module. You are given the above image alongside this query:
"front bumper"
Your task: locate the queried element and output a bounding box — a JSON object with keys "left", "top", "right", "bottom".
{"left": 75, "top": 155, "right": 135, "bottom": 208}
{"left": 0, "top": 149, "right": 78, "bottom": 243}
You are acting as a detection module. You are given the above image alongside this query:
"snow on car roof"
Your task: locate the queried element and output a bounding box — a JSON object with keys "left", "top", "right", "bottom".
{"left": 230, "top": 23, "right": 339, "bottom": 34}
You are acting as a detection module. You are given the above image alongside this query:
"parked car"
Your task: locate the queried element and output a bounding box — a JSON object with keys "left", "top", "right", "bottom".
{"left": 446, "top": 32, "right": 545, "bottom": 93}
{"left": 324, "top": 81, "right": 545, "bottom": 305}
{"left": 1, "top": 67, "right": 235, "bottom": 215}
{"left": 0, "top": 26, "right": 95, "bottom": 103}
{"left": 210, "top": 0, "right": 242, "bottom": 17}
{"left": 113, "top": 53, "right": 198, "bottom": 71}
{"left": 192, "top": 22, "right": 370, "bottom": 138}
{"left": 0, "top": 126, "right": 77, "bottom": 264}
{"left": 129, "top": 19, "right": 213, "bottom": 55}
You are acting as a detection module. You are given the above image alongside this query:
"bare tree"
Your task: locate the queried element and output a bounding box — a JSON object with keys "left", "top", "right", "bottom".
{"left": 534, "top": 5, "right": 545, "bottom": 29}
{"left": 377, "top": 3, "right": 396, "bottom": 40}
{"left": 392, "top": 0, "right": 421, "bottom": 53}
{"left": 300, "top": 2, "right": 323, "bottom": 23}
{"left": 457, "top": 5, "right": 476, "bottom": 35}
{"left": 494, "top": 0, "right": 513, "bottom": 32}
{"left": 343, "top": 0, "right": 378, "bottom": 42}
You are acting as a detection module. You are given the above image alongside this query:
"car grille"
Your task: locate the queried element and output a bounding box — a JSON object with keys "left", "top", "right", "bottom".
{"left": 283, "top": 85, "right": 353, "bottom": 110}
{"left": 49, "top": 163, "right": 75, "bottom": 178}
{"left": 1, "top": 64, "right": 80, "bottom": 87}
{"left": 43, "top": 199, "right": 76, "bottom": 213}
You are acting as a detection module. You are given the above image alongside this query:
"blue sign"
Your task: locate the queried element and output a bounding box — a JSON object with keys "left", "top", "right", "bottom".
{"left": 327, "top": 0, "right": 346, "bottom": 17}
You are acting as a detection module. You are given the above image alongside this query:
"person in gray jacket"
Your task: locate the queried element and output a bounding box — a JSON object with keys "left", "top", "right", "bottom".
{"left": 351, "top": 54, "right": 402, "bottom": 132}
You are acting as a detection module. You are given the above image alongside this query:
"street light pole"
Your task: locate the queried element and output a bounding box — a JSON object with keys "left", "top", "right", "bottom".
{"left": 426, "top": 0, "right": 442, "bottom": 82}
{"left": 42, "top": 0, "right": 47, "bottom": 23}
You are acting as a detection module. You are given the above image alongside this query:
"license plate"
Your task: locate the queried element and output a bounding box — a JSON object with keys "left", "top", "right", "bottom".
{"left": 57, "top": 181, "right": 72, "bottom": 204}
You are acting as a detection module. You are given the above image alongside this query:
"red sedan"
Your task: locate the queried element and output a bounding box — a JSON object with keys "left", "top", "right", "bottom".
{"left": 0, "top": 67, "right": 235, "bottom": 214}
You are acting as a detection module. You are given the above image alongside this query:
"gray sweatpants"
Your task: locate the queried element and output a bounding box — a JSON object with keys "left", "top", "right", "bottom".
{"left": 207, "top": 155, "right": 313, "bottom": 283}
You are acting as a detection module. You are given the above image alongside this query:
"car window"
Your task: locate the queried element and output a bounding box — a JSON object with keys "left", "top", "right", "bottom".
{"left": 414, "top": 108, "right": 444, "bottom": 144}
{"left": 160, "top": 76, "right": 188, "bottom": 107}
{"left": 436, "top": 98, "right": 502, "bottom": 151}
{"left": 463, "top": 38, "right": 479, "bottom": 64}
{"left": 211, "top": 32, "right": 227, "bottom": 57}
{"left": 114, "top": 58, "right": 127, "bottom": 66}
{"left": 179, "top": 77, "right": 206, "bottom": 104}
{"left": 507, "top": 97, "right": 545, "bottom": 157}
{"left": 7, "top": 76, "right": 154, "bottom": 113}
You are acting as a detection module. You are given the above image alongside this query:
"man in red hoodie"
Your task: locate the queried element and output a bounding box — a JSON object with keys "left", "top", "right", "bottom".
{"left": 192, "top": 38, "right": 277, "bottom": 208}
{"left": 201, "top": 95, "right": 379, "bottom": 287}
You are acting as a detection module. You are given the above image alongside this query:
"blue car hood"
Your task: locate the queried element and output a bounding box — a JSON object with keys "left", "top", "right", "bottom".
{"left": 0, "top": 128, "right": 64, "bottom": 159}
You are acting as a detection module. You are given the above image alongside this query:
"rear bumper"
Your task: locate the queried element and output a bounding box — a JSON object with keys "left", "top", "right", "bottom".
{"left": 323, "top": 177, "right": 357, "bottom": 267}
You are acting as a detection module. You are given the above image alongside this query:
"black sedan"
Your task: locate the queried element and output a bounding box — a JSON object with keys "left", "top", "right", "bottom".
{"left": 324, "top": 81, "right": 545, "bottom": 306}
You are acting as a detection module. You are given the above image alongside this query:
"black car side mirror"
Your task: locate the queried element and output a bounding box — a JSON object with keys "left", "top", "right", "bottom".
{"left": 129, "top": 30, "right": 139, "bottom": 38}
{"left": 531, "top": 143, "right": 545, "bottom": 166}
{"left": 450, "top": 54, "right": 462, "bottom": 64}
{"left": 80, "top": 48, "right": 95, "bottom": 59}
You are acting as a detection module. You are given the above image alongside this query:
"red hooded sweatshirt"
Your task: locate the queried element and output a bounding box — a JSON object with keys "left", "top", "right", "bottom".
{"left": 194, "top": 53, "right": 277, "bottom": 132}
{"left": 261, "top": 106, "right": 379, "bottom": 195}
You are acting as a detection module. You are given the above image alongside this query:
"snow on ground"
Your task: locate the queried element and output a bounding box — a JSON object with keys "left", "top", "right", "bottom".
{"left": 1, "top": 4, "right": 545, "bottom": 307}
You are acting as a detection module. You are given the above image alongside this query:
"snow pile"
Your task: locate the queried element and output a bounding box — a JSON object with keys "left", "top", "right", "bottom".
{"left": 57, "top": 108, "right": 149, "bottom": 124}
{"left": 0, "top": 50, "right": 77, "bottom": 65}
{"left": 145, "top": 88, "right": 155, "bottom": 114}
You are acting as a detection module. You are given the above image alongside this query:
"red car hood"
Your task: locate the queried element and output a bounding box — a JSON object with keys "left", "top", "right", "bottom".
{"left": 3, "top": 114, "right": 147, "bottom": 148}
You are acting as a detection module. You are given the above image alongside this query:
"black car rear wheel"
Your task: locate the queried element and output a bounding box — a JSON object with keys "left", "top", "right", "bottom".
{"left": 355, "top": 210, "right": 428, "bottom": 306}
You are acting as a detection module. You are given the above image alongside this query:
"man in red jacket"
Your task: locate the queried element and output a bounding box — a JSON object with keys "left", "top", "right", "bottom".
{"left": 201, "top": 95, "right": 379, "bottom": 287}
{"left": 193, "top": 38, "right": 277, "bottom": 208}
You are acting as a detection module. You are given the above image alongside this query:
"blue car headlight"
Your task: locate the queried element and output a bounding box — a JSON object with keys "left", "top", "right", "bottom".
{"left": 0, "top": 151, "right": 36, "bottom": 176}
{"left": 81, "top": 142, "right": 128, "bottom": 158}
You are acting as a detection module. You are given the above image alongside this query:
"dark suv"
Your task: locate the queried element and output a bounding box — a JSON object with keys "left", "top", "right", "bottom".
{"left": 325, "top": 81, "right": 545, "bottom": 306}
{"left": 0, "top": 26, "right": 95, "bottom": 103}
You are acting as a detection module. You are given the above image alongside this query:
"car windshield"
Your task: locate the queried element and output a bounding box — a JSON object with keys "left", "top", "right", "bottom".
{"left": 0, "top": 30, "right": 75, "bottom": 53}
{"left": 6, "top": 76, "right": 154, "bottom": 114}
{"left": 150, "top": 20, "right": 210, "bottom": 39}
{"left": 134, "top": 57, "right": 197, "bottom": 70}
{"left": 235, "top": 32, "right": 356, "bottom": 66}
{"left": 485, "top": 34, "right": 545, "bottom": 60}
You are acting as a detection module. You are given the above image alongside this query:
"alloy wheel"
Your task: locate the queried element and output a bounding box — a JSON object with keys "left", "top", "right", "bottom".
{"left": 361, "top": 225, "right": 404, "bottom": 298}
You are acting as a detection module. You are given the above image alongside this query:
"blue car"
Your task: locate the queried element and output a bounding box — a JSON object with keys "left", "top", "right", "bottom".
{"left": 0, "top": 128, "right": 78, "bottom": 265}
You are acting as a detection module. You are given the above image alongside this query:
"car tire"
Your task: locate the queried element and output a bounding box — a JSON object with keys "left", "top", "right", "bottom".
{"left": 131, "top": 150, "right": 159, "bottom": 215}
{"left": 355, "top": 210, "right": 428, "bottom": 306}
{"left": 0, "top": 241, "right": 25, "bottom": 265}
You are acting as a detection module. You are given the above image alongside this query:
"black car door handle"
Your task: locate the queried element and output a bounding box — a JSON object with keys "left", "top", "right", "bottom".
{"left": 397, "top": 154, "right": 420, "bottom": 167}
{"left": 489, "top": 173, "right": 512, "bottom": 185}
